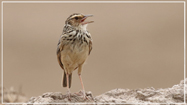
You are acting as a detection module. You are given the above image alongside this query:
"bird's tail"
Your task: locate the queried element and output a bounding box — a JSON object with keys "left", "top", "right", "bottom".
{"left": 62, "top": 71, "right": 72, "bottom": 88}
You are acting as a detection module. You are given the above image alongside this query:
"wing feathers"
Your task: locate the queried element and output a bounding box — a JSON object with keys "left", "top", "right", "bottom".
{"left": 57, "top": 38, "right": 64, "bottom": 70}
{"left": 88, "top": 40, "right": 92, "bottom": 55}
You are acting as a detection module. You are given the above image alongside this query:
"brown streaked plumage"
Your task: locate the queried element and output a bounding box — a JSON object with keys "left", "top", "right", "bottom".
{"left": 56, "top": 13, "right": 93, "bottom": 99}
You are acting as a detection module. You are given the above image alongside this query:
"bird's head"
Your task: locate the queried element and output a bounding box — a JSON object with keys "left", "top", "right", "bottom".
{"left": 65, "top": 13, "right": 94, "bottom": 28}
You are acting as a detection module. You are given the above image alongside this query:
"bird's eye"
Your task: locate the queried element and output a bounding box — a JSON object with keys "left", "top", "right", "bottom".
{"left": 75, "top": 17, "right": 78, "bottom": 20}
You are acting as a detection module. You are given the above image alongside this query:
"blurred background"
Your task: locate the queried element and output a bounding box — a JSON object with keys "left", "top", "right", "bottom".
{"left": 0, "top": 1, "right": 185, "bottom": 102}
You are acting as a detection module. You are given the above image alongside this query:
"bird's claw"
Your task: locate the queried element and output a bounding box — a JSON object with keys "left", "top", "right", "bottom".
{"left": 73, "top": 90, "right": 92, "bottom": 101}
{"left": 81, "top": 90, "right": 92, "bottom": 101}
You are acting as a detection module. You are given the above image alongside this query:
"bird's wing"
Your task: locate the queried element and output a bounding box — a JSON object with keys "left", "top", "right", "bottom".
{"left": 57, "top": 36, "right": 64, "bottom": 70}
{"left": 88, "top": 40, "right": 92, "bottom": 55}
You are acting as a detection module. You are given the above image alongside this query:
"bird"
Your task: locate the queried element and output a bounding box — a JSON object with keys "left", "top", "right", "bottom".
{"left": 56, "top": 13, "right": 93, "bottom": 99}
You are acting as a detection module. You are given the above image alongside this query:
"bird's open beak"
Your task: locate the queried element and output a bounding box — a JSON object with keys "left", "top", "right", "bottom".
{"left": 81, "top": 14, "right": 94, "bottom": 25}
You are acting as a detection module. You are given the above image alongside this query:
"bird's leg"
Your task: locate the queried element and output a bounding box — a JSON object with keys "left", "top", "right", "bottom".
{"left": 78, "top": 74, "right": 92, "bottom": 101}
{"left": 66, "top": 72, "right": 71, "bottom": 100}
{"left": 76, "top": 65, "right": 86, "bottom": 99}
{"left": 76, "top": 65, "right": 91, "bottom": 100}
{"left": 78, "top": 74, "right": 86, "bottom": 98}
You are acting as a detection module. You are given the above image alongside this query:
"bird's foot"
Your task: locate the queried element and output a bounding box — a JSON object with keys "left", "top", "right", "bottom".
{"left": 82, "top": 90, "right": 87, "bottom": 99}
{"left": 74, "top": 90, "right": 92, "bottom": 101}
{"left": 66, "top": 91, "right": 71, "bottom": 101}
{"left": 74, "top": 92, "right": 82, "bottom": 96}
{"left": 74, "top": 90, "right": 85, "bottom": 96}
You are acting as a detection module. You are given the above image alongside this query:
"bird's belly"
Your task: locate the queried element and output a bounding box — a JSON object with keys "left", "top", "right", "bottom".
{"left": 61, "top": 44, "right": 89, "bottom": 70}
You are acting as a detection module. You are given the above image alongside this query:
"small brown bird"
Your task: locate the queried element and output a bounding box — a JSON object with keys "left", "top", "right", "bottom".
{"left": 56, "top": 13, "right": 93, "bottom": 99}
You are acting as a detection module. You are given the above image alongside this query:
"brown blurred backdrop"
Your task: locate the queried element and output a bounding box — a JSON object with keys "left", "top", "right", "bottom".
{"left": 1, "top": 2, "right": 185, "bottom": 99}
